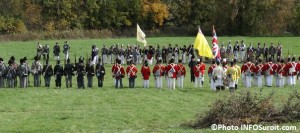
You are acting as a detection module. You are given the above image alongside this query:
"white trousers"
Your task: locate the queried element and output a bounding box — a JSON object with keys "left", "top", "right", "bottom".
{"left": 266, "top": 75, "right": 273, "bottom": 87}
{"left": 229, "top": 80, "right": 236, "bottom": 88}
{"left": 147, "top": 58, "right": 153, "bottom": 65}
{"left": 195, "top": 76, "right": 203, "bottom": 88}
{"left": 210, "top": 78, "right": 216, "bottom": 91}
{"left": 143, "top": 80, "right": 149, "bottom": 88}
{"left": 182, "top": 53, "right": 186, "bottom": 64}
{"left": 102, "top": 54, "right": 107, "bottom": 64}
{"left": 168, "top": 78, "right": 175, "bottom": 90}
{"left": 93, "top": 55, "right": 99, "bottom": 65}
{"left": 121, "top": 55, "right": 125, "bottom": 64}
{"left": 256, "top": 76, "right": 263, "bottom": 88}
{"left": 136, "top": 55, "right": 141, "bottom": 64}
{"left": 64, "top": 51, "right": 69, "bottom": 61}
{"left": 155, "top": 76, "right": 163, "bottom": 88}
{"left": 245, "top": 75, "right": 252, "bottom": 88}
{"left": 240, "top": 51, "right": 246, "bottom": 61}
{"left": 177, "top": 76, "right": 184, "bottom": 88}
{"left": 109, "top": 55, "right": 113, "bottom": 64}
{"left": 279, "top": 77, "right": 285, "bottom": 87}
{"left": 175, "top": 54, "right": 178, "bottom": 64}
{"left": 275, "top": 76, "right": 280, "bottom": 87}
{"left": 287, "top": 76, "right": 296, "bottom": 86}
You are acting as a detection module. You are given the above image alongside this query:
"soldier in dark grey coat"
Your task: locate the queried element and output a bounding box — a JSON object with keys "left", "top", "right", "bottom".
{"left": 255, "top": 43, "right": 262, "bottom": 60}
{"left": 64, "top": 58, "right": 75, "bottom": 88}
{"left": 53, "top": 42, "right": 60, "bottom": 61}
{"left": 96, "top": 58, "right": 105, "bottom": 87}
{"left": 31, "top": 56, "right": 42, "bottom": 87}
{"left": 42, "top": 59, "right": 53, "bottom": 88}
{"left": 77, "top": 57, "right": 86, "bottom": 89}
{"left": 54, "top": 60, "right": 64, "bottom": 88}
{"left": 6, "top": 60, "right": 16, "bottom": 88}
{"left": 86, "top": 58, "right": 95, "bottom": 88}
{"left": 0, "top": 58, "right": 6, "bottom": 88}
{"left": 269, "top": 43, "right": 276, "bottom": 61}
{"left": 19, "top": 59, "right": 28, "bottom": 88}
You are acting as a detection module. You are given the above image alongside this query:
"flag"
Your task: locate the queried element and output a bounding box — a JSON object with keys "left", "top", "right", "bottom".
{"left": 212, "top": 25, "right": 221, "bottom": 60}
{"left": 137, "top": 23, "right": 147, "bottom": 46}
{"left": 193, "top": 27, "right": 214, "bottom": 58}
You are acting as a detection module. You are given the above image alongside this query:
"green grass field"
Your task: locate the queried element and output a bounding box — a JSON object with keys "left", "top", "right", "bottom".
{"left": 0, "top": 37, "right": 300, "bottom": 132}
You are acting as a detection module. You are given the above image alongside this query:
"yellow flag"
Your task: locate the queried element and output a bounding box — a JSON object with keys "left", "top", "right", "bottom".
{"left": 137, "top": 23, "right": 147, "bottom": 46}
{"left": 193, "top": 27, "right": 214, "bottom": 58}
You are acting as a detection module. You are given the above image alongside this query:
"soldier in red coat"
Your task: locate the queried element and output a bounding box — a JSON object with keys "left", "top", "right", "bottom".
{"left": 126, "top": 56, "right": 138, "bottom": 88}
{"left": 165, "top": 58, "right": 178, "bottom": 89}
{"left": 262, "top": 57, "right": 276, "bottom": 87}
{"left": 208, "top": 60, "right": 216, "bottom": 90}
{"left": 194, "top": 58, "right": 206, "bottom": 88}
{"left": 297, "top": 56, "right": 300, "bottom": 84}
{"left": 112, "top": 59, "right": 125, "bottom": 88}
{"left": 141, "top": 60, "right": 151, "bottom": 88}
{"left": 111, "top": 58, "right": 119, "bottom": 85}
{"left": 277, "top": 59, "right": 286, "bottom": 87}
{"left": 253, "top": 58, "right": 264, "bottom": 87}
{"left": 152, "top": 58, "right": 165, "bottom": 88}
{"left": 177, "top": 59, "right": 186, "bottom": 88}
{"left": 241, "top": 58, "right": 255, "bottom": 88}
{"left": 284, "top": 57, "right": 297, "bottom": 86}
{"left": 274, "top": 58, "right": 281, "bottom": 87}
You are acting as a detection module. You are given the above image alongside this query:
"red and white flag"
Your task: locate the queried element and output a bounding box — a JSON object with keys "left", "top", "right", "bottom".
{"left": 212, "top": 25, "right": 221, "bottom": 60}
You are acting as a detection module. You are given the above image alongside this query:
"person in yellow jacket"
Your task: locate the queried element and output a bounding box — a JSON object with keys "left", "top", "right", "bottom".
{"left": 227, "top": 61, "right": 238, "bottom": 92}
{"left": 233, "top": 59, "right": 241, "bottom": 89}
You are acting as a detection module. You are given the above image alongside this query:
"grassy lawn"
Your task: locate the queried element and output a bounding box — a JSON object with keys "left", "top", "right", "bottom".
{"left": 0, "top": 37, "right": 299, "bottom": 132}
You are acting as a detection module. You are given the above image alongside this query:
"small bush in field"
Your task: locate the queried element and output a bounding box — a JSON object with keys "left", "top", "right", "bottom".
{"left": 187, "top": 90, "right": 300, "bottom": 128}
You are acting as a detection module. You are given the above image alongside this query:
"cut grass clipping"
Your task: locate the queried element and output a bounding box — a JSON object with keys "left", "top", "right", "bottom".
{"left": 187, "top": 90, "right": 300, "bottom": 128}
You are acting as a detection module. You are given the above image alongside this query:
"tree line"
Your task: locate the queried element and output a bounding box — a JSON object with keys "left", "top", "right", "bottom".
{"left": 0, "top": 0, "right": 299, "bottom": 36}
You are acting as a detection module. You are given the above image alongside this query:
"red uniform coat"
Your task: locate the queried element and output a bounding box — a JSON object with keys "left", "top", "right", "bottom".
{"left": 126, "top": 64, "right": 138, "bottom": 78}
{"left": 194, "top": 63, "right": 206, "bottom": 77}
{"left": 112, "top": 64, "right": 125, "bottom": 79}
{"left": 284, "top": 62, "right": 297, "bottom": 76}
{"left": 208, "top": 64, "right": 216, "bottom": 76}
{"left": 141, "top": 66, "right": 151, "bottom": 80}
{"left": 262, "top": 62, "right": 276, "bottom": 75}
{"left": 241, "top": 62, "right": 255, "bottom": 74}
{"left": 177, "top": 64, "right": 186, "bottom": 77}
{"left": 253, "top": 64, "right": 264, "bottom": 75}
{"left": 165, "top": 63, "right": 178, "bottom": 78}
{"left": 112, "top": 64, "right": 117, "bottom": 73}
{"left": 276, "top": 63, "right": 286, "bottom": 77}
{"left": 152, "top": 64, "right": 165, "bottom": 76}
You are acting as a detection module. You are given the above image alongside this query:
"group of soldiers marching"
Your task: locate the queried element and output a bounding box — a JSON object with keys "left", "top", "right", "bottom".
{"left": 220, "top": 40, "right": 282, "bottom": 63}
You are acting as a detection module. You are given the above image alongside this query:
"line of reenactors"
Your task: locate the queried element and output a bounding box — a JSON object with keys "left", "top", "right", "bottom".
{"left": 101, "top": 44, "right": 196, "bottom": 65}
{"left": 220, "top": 40, "right": 282, "bottom": 63}
{"left": 0, "top": 55, "right": 105, "bottom": 89}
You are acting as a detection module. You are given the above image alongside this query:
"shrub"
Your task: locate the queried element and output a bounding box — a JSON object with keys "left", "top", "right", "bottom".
{"left": 186, "top": 90, "right": 300, "bottom": 128}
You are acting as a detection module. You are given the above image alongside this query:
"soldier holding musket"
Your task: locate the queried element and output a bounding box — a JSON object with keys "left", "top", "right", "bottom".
{"left": 269, "top": 43, "right": 276, "bottom": 61}
{"left": 42, "top": 59, "right": 53, "bottom": 88}
{"left": 263, "top": 43, "right": 269, "bottom": 62}
{"left": 31, "top": 56, "right": 42, "bottom": 87}
{"left": 64, "top": 58, "right": 75, "bottom": 88}
{"left": 162, "top": 46, "right": 167, "bottom": 64}
{"left": 96, "top": 58, "right": 105, "bottom": 87}
{"left": 77, "top": 57, "right": 86, "bottom": 89}
{"left": 101, "top": 44, "right": 108, "bottom": 64}
{"left": 43, "top": 44, "right": 50, "bottom": 61}
{"left": 255, "top": 43, "right": 262, "bottom": 60}
{"left": 180, "top": 45, "right": 187, "bottom": 64}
